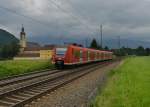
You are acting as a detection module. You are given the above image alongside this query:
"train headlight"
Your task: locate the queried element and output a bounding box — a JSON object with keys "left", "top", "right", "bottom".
{"left": 58, "top": 58, "right": 62, "bottom": 60}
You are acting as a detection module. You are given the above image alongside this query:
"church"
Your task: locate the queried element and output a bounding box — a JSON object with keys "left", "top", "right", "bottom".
{"left": 14, "top": 26, "right": 56, "bottom": 60}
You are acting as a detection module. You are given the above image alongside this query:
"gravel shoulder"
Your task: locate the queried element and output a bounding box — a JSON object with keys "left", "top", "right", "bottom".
{"left": 27, "top": 61, "right": 121, "bottom": 107}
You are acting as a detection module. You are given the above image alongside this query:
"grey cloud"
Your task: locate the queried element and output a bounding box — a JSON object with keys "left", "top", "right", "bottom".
{"left": 0, "top": 0, "right": 150, "bottom": 46}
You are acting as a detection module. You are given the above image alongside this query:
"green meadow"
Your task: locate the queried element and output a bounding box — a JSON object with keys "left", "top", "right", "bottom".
{"left": 92, "top": 57, "right": 150, "bottom": 107}
{"left": 0, "top": 60, "right": 54, "bottom": 79}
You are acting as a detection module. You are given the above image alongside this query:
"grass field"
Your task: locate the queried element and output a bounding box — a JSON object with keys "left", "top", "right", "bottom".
{"left": 92, "top": 57, "right": 150, "bottom": 107}
{"left": 0, "top": 60, "right": 54, "bottom": 79}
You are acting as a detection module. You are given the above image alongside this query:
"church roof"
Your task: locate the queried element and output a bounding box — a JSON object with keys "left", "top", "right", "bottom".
{"left": 17, "top": 53, "right": 40, "bottom": 57}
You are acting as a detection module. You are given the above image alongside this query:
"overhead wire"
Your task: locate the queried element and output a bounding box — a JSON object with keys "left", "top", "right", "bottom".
{"left": 0, "top": 5, "right": 53, "bottom": 28}
{"left": 0, "top": 0, "right": 96, "bottom": 44}
{"left": 47, "top": 0, "right": 95, "bottom": 33}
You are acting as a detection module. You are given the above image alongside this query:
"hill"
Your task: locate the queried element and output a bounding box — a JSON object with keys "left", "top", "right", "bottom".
{"left": 0, "top": 29, "right": 19, "bottom": 45}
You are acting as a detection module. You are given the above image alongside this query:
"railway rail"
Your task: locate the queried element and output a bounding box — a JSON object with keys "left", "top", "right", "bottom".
{"left": 0, "top": 60, "right": 116, "bottom": 107}
{"left": 0, "top": 69, "right": 60, "bottom": 87}
{"left": 0, "top": 69, "right": 56, "bottom": 81}
{"left": 0, "top": 63, "right": 103, "bottom": 88}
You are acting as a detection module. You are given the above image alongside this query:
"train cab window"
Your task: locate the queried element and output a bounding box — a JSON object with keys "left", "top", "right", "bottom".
{"left": 56, "top": 48, "right": 67, "bottom": 56}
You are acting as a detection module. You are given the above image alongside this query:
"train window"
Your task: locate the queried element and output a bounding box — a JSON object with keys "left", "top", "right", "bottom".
{"left": 92, "top": 52, "right": 94, "bottom": 59}
{"left": 89, "top": 52, "right": 92, "bottom": 58}
{"left": 97, "top": 52, "right": 99, "bottom": 58}
{"left": 56, "top": 48, "right": 67, "bottom": 56}
{"left": 96, "top": 53, "right": 98, "bottom": 59}
{"left": 91, "top": 52, "right": 93, "bottom": 57}
{"left": 86, "top": 51, "right": 88, "bottom": 58}
{"left": 95, "top": 52, "right": 97, "bottom": 59}
{"left": 74, "top": 50, "right": 80, "bottom": 58}
{"left": 94, "top": 53, "right": 96, "bottom": 59}
{"left": 102, "top": 53, "right": 104, "bottom": 58}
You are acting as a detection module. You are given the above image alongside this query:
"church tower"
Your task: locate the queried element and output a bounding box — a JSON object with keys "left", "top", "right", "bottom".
{"left": 20, "top": 25, "right": 27, "bottom": 51}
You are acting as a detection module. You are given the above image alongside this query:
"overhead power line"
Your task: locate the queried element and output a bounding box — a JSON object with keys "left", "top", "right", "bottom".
{"left": 0, "top": 5, "right": 52, "bottom": 28}
{"left": 64, "top": 0, "right": 91, "bottom": 25}
{"left": 118, "top": 36, "right": 121, "bottom": 49}
{"left": 47, "top": 0, "right": 94, "bottom": 32}
{"left": 0, "top": 1, "right": 96, "bottom": 38}
{"left": 100, "top": 25, "right": 103, "bottom": 48}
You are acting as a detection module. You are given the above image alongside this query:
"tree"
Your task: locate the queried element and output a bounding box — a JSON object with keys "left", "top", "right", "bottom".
{"left": 136, "top": 46, "right": 145, "bottom": 56}
{"left": 104, "top": 46, "right": 109, "bottom": 50}
{"left": 11, "top": 42, "right": 20, "bottom": 57}
{"left": 90, "top": 38, "right": 98, "bottom": 49}
{"left": 1, "top": 42, "right": 19, "bottom": 59}
{"left": 112, "top": 45, "right": 150, "bottom": 56}
{"left": 145, "top": 48, "right": 150, "bottom": 56}
{"left": 0, "top": 46, "right": 2, "bottom": 59}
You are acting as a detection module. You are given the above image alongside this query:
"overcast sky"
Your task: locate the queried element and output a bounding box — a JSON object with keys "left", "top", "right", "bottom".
{"left": 1, "top": 0, "right": 150, "bottom": 45}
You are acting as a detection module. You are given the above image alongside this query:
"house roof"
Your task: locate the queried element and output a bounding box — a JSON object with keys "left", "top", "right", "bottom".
{"left": 17, "top": 53, "right": 40, "bottom": 57}
{"left": 24, "top": 46, "right": 55, "bottom": 51}
{"left": 23, "top": 44, "right": 65, "bottom": 52}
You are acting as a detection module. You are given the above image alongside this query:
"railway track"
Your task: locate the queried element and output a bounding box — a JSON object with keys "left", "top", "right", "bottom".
{"left": 0, "top": 69, "right": 60, "bottom": 87}
{"left": 0, "top": 61, "right": 114, "bottom": 107}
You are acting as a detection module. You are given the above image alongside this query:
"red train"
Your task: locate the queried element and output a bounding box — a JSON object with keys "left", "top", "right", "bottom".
{"left": 52, "top": 45, "right": 113, "bottom": 68}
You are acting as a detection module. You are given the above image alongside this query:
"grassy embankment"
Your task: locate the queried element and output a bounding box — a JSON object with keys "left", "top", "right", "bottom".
{"left": 0, "top": 60, "right": 54, "bottom": 79}
{"left": 92, "top": 57, "right": 150, "bottom": 107}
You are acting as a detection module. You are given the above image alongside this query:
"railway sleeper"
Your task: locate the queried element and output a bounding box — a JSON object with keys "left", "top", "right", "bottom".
{"left": 0, "top": 99, "right": 15, "bottom": 106}
{"left": 32, "top": 87, "right": 48, "bottom": 91}
{"left": 17, "top": 92, "right": 34, "bottom": 97}
{"left": 22, "top": 91, "right": 38, "bottom": 95}
{"left": 1, "top": 97, "right": 21, "bottom": 105}
{"left": 33, "top": 85, "right": 50, "bottom": 89}
{"left": 6, "top": 96, "right": 23, "bottom": 102}
{"left": 34, "top": 86, "right": 54, "bottom": 91}
{"left": 10, "top": 94, "right": 29, "bottom": 100}
{"left": 28, "top": 89, "right": 43, "bottom": 93}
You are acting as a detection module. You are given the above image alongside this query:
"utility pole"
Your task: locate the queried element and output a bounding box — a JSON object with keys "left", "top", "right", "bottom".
{"left": 118, "top": 36, "right": 121, "bottom": 49}
{"left": 100, "top": 25, "right": 103, "bottom": 49}
{"left": 85, "top": 38, "right": 88, "bottom": 48}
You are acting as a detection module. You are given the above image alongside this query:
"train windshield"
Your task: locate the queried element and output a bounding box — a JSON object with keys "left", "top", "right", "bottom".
{"left": 56, "top": 48, "right": 67, "bottom": 56}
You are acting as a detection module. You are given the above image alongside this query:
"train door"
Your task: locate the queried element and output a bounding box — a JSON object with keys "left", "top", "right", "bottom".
{"left": 88, "top": 51, "right": 90, "bottom": 61}
{"left": 83, "top": 50, "right": 87, "bottom": 63}
{"left": 80, "top": 50, "right": 83, "bottom": 63}
{"left": 102, "top": 52, "right": 104, "bottom": 60}
{"left": 95, "top": 52, "right": 97, "bottom": 61}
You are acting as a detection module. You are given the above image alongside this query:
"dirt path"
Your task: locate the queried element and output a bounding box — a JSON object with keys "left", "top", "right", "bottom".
{"left": 26, "top": 61, "right": 121, "bottom": 107}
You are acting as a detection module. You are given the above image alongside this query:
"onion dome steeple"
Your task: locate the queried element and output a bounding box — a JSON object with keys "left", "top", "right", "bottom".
{"left": 20, "top": 24, "right": 27, "bottom": 50}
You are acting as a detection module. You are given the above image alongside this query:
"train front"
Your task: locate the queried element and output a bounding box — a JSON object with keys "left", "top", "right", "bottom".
{"left": 52, "top": 47, "right": 67, "bottom": 68}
